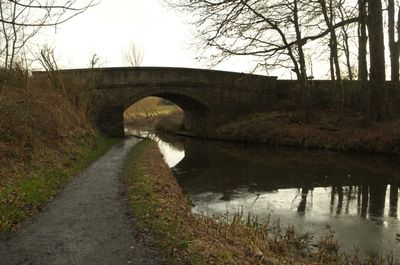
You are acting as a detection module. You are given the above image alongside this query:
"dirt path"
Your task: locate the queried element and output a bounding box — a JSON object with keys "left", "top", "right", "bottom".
{"left": 0, "top": 138, "right": 163, "bottom": 265}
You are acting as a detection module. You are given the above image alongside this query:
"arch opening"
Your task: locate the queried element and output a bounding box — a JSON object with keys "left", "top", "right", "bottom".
{"left": 123, "top": 93, "right": 209, "bottom": 136}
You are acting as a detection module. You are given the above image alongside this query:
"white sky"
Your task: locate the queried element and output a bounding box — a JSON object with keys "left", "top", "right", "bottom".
{"left": 38, "top": 0, "right": 201, "bottom": 69}
{"left": 34, "top": 0, "right": 297, "bottom": 76}
{"left": 28, "top": 0, "right": 398, "bottom": 79}
{"left": 35, "top": 0, "right": 395, "bottom": 80}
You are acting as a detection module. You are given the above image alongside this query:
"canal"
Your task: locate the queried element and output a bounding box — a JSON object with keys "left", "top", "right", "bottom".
{"left": 126, "top": 128, "right": 400, "bottom": 260}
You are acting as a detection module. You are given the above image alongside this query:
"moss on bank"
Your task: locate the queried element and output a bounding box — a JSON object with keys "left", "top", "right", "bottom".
{"left": 0, "top": 134, "right": 117, "bottom": 234}
{"left": 124, "top": 140, "right": 398, "bottom": 265}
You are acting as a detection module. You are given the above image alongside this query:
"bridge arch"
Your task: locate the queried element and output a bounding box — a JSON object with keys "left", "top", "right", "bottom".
{"left": 123, "top": 90, "right": 211, "bottom": 134}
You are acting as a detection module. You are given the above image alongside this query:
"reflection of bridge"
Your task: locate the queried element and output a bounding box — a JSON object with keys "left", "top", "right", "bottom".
{"left": 42, "top": 67, "right": 278, "bottom": 137}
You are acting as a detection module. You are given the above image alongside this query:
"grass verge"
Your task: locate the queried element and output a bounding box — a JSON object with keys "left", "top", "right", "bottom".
{"left": 127, "top": 140, "right": 400, "bottom": 265}
{"left": 0, "top": 134, "right": 117, "bottom": 235}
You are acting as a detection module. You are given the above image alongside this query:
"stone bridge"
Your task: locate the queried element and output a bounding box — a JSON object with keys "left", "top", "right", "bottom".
{"left": 34, "top": 67, "right": 399, "bottom": 137}
{"left": 45, "top": 67, "right": 279, "bottom": 137}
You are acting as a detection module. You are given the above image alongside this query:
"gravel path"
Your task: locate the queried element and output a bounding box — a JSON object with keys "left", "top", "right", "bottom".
{"left": 0, "top": 137, "right": 163, "bottom": 265}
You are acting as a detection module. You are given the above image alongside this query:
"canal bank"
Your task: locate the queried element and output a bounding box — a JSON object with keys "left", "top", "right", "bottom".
{"left": 124, "top": 137, "right": 399, "bottom": 264}
{"left": 152, "top": 110, "right": 400, "bottom": 156}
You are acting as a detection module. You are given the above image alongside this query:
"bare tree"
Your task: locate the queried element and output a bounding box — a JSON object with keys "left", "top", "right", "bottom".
{"left": 37, "top": 46, "right": 65, "bottom": 94}
{"left": 123, "top": 42, "right": 143, "bottom": 67}
{"left": 167, "top": 0, "right": 360, "bottom": 117}
{"left": 0, "top": 0, "right": 97, "bottom": 101}
{"left": 388, "top": 0, "right": 400, "bottom": 81}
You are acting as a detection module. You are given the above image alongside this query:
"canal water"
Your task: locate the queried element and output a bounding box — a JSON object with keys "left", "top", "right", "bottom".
{"left": 126, "top": 128, "right": 400, "bottom": 260}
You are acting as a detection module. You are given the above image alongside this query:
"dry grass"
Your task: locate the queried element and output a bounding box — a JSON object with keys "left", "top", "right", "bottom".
{"left": 0, "top": 73, "right": 91, "bottom": 183}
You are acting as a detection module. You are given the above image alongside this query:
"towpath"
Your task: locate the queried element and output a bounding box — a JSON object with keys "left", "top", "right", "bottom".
{"left": 0, "top": 138, "right": 162, "bottom": 265}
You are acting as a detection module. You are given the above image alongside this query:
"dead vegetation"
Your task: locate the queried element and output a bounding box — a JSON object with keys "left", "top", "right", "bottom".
{"left": 0, "top": 69, "right": 91, "bottom": 181}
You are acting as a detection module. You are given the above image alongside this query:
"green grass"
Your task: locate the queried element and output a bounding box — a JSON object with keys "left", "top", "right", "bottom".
{"left": 0, "top": 135, "right": 118, "bottom": 235}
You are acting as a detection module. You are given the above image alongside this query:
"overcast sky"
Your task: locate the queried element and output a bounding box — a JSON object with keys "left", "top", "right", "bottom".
{"left": 37, "top": 0, "right": 199, "bottom": 69}
{"left": 34, "top": 0, "right": 330, "bottom": 78}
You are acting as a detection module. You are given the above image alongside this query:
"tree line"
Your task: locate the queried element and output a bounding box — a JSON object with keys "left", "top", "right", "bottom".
{"left": 167, "top": 0, "right": 400, "bottom": 120}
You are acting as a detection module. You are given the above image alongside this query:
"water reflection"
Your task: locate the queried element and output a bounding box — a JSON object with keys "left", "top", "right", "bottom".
{"left": 125, "top": 128, "right": 400, "bottom": 259}
{"left": 293, "top": 184, "right": 400, "bottom": 219}
{"left": 124, "top": 128, "right": 184, "bottom": 167}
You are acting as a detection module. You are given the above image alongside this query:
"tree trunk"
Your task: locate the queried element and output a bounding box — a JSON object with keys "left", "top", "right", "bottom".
{"left": 388, "top": 0, "right": 399, "bottom": 81}
{"left": 367, "top": 0, "right": 385, "bottom": 119}
{"left": 342, "top": 27, "right": 353, "bottom": 80}
{"left": 358, "top": 0, "right": 368, "bottom": 82}
{"left": 337, "top": 0, "right": 354, "bottom": 78}
{"left": 293, "top": 0, "right": 310, "bottom": 118}
{"left": 319, "top": 0, "right": 344, "bottom": 114}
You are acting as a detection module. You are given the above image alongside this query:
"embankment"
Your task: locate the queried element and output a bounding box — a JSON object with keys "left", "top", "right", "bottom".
{"left": 0, "top": 71, "right": 117, "bottom": 234}
{"left": 215, "top": 111, "right": 400, "bottom": 156}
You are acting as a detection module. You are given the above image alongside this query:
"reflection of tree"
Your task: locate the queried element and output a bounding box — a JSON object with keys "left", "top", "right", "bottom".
{"left": 389, "top": 185, "right": 399, "bottom": 218}
{"left": 330, "top": 186, "right": 335, "bottom": 214}
{"left": 297, "top": 187, "right": 312, "bottom": 214}
{"left": 369, "top": 184, "right": 387, "bottom": 217}
{"left": 171, "top": 135, "right": 400, "bottom": 220}
{"left": 331, "top": 183, "right": 393, "bottom": 219}
{"left": 360, "top": 185, "right": 369, "bottom": 218}
{"left": 345, "top": 186, "right": 353, "bottom": 215}
{"left": 329, "top": 185, "right": 343, "bottom": 215}
{"left": 346, "top": 183, "right": 398, "bottom": 218}
{"left": 357, "top": 185, "right": 362, "bottom": 215}
{"left": 336, "top": 185, "right": 343, "bottom": 215}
